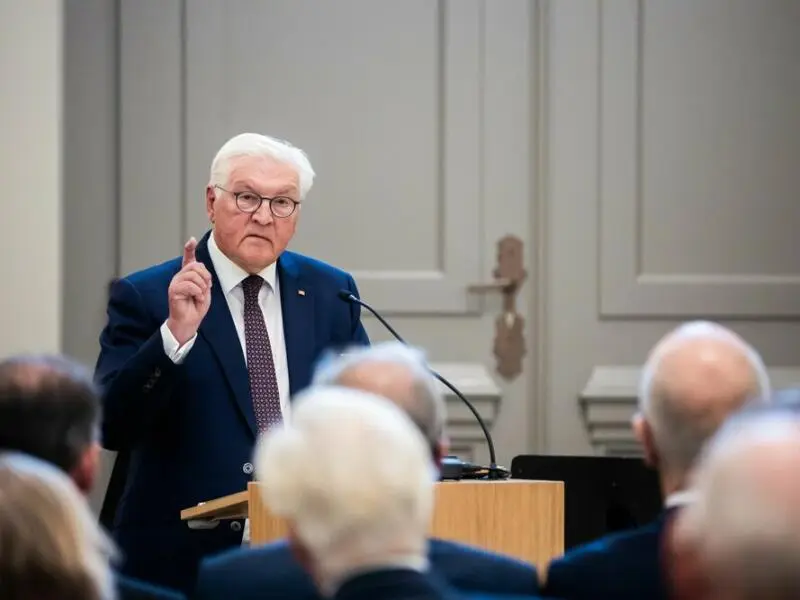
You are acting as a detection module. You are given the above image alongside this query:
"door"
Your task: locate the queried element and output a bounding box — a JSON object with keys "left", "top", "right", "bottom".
{"left": 543, "top": 0, "right": 800, "bottom": 456}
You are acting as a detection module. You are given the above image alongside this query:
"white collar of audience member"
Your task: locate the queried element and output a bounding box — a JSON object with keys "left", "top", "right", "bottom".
{"left": 208, "top": 231, "right": 277, "bottom": 295}
{"left": 664, "top": 489, "right": 697, "bottom": 509}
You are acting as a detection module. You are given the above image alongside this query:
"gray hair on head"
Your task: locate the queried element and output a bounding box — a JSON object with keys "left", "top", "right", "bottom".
{"left": 312, "top": 341, "right": 446, "bottom": 450}
{"left": 676, "top": 409, "right": 800, "bottom": 600}
{"left": 254, "top": 386, "right": 434, "bottom": 590}
{"left": 209, "top": 132, "right": 316, "bottom": 200}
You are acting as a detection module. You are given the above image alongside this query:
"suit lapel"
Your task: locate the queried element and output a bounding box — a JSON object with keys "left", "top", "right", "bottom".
{"left": 196, "top": 232, "right": 258, "bottom": 437}
{"left": 278, "top": 252, "right": 316, "bottom": 396}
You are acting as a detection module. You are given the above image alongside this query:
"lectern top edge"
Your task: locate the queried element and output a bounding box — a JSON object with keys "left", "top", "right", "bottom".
{"left": 180, "top": 489, "right": 249, "bottom": 521}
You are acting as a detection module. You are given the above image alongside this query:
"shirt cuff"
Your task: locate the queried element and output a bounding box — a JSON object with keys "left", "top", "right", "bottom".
{"left": 160, "top": 320, "right": 197, "bottom": 364}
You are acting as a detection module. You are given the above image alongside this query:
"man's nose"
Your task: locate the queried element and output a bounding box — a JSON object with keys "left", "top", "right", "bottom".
{"left": 252, "top": 201, "right": 274, "bottom": 224}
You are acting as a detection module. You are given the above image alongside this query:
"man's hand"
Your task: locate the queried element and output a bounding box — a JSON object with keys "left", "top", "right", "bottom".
{"left": 166, "top": 237, "right": 212, "bottom": 345}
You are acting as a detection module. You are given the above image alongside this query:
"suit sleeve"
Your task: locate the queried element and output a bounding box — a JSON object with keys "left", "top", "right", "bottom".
{"left": 95, "top": 278, "right": 183, "bottom": 451}
{"left": 345, "top": 274, "right": 370, "bottom": 346}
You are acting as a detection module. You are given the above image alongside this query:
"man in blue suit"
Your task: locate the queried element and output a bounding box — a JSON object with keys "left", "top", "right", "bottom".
{"left": 94, "top": 133, "right": 369, "bottom": 593}
{"left": 541, "top": 321, "right": 771, "bottom": 600}
{"left": 194, "top": 342, "right": 541, "bottom": 599}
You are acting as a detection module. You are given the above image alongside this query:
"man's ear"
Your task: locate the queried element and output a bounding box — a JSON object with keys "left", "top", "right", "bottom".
{"left": 206, "top": 185, "right": 217, "bottom": 224}
{"left": 434, "top": 438, "right": 448, "bottom": 468}
{"left": 70, "top": 442, "right": 100, "bottom": 496}
{"left": 633, "top": 412, "right": 659, "bottom": 470}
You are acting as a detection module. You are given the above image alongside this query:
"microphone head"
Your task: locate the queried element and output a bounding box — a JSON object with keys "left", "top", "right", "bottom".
{"left": 337, "top": 289, "right": 354, "bottom": 302}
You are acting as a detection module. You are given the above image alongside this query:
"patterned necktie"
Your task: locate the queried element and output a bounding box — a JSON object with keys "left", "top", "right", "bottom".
{"left": 242, "top": 275, "right": 282, "bottom": 431}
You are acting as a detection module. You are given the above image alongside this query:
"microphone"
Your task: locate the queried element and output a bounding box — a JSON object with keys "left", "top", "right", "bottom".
{"left": 337, "top": 289, "right": 509, "bottom": 480}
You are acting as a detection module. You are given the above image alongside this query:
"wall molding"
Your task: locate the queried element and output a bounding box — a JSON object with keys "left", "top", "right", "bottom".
{"left": 580, "top": 365, "right": 800, "bottom": 456}
{"left": 430, "top": 362, "right": 501, "bottom": 462}
{"left": 597, "top": 0, "right": 800, "bottom": 318}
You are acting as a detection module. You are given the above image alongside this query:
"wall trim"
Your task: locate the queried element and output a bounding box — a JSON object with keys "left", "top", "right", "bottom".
{"left": 580, "top": 365, "right": 800, "bottom": 456}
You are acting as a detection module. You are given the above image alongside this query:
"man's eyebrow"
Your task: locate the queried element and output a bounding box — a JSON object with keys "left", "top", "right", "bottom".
{"left": 230, "top": 183, "right": 298, "bottom": 197}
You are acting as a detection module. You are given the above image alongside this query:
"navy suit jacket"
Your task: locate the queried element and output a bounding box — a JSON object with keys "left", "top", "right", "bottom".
{"left": 95, "top": 232, "right": 369, "bottom": 593}
{"left": 117, "top": 574, "right": 185, "bottom": 600}
{"left": 334, "top": 569, "right": 458, "bottom": 600}
{"left": 194, "top": 538, "right": 540, "bottom": 599}
{"left": 542, "top": 509, "right": 677, "bottom": 600}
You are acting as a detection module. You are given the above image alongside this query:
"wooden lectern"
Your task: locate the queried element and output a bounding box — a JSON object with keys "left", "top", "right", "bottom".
{"left": 181, "top": 480, "right": 564, "bottom": 567}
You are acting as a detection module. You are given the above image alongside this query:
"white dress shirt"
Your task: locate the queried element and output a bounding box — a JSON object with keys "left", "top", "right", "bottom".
{"left": 160, "top": 232, "right": 291, "bottom": 422}
{"left": 664, "top": 489, "right": 696, "bottom": 509}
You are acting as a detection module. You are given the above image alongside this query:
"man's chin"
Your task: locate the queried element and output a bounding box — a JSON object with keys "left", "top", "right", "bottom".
{"left": 239, "top": 250, "right": 279, "bottom": 272}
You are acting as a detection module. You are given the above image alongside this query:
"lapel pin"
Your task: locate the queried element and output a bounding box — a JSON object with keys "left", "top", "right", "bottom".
{"left": 298, "top": 289, "right": 306, "bottom": 296}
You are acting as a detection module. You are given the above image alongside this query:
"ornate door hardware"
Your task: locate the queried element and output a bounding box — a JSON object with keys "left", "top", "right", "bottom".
{"left": 468, "top": 235, "right": 526, "bottom": 380}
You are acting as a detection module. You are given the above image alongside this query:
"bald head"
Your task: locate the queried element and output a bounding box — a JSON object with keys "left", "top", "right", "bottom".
{"left": 636, "top": 321, "right": 769, "bottom": 478}
{"left": 0, "top": 354, "right": 100, "bottom": 494}
{"left": 675, "top": 410, "right": 800, "bottom": 600}
{"left": 312, "top": 343, "right": 446, "bottom": 457}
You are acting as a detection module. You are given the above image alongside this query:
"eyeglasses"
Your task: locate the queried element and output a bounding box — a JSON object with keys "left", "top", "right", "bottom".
{"left": 214, "top": 185, "right": 300, "bottom": 218}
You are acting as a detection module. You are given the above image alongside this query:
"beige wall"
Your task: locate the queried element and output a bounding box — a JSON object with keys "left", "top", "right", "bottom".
{"left": 0, "top": 0, "right": 63, "bottom": 355}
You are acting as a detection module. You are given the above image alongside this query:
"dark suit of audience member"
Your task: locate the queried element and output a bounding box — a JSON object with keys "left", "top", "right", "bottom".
{"left": 333, "top": 568, "right": 459, "bottom": 600}
{"left": 117, "top": 574, "right": 186, "bottom": 600}
{"left": 543, "top": 509, "right": 677, "bottom": 600}
{"left": 0, "top": 354, "right": 186, "bottom": 600}
{"left": 195, "top": 538, "right": 540, "bottom": 599}
{"left": 542, "top": 321, "right": 771, "bottom": 600}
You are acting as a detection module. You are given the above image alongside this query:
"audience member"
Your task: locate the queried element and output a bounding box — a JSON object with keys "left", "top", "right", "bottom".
{"left": 0, "top": 354, "right": 185, "bottom": 600}
{"left": 0, "top": 451, "right": 116, "bottom": 600}
{"left": 0, "top": 354, "right": 101, "bottom": 494}
{"left": 195, "top": 342, "right": 540, "bottom": 599}
{"left": 671, "top": 408, "right": 800, "bottom": 600}
{"left": 541, "top": 320, "right": 770, "bottom": 600}
{"left": 257, "top": 385, "right": 455, "bottom": 599}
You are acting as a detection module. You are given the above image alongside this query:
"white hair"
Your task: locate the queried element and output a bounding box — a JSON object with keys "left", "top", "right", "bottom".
{"left": 676, "top": 410, "right": 800, "bottom": 600}
{"left": 254, "top": 386, "right": 434, "bottom": 585}
{"left": 0, "top": 452, "right": 118, "bottom": 600}
{"left": 311, "top": 342, "right": 446, "bottom": 450}
{"left": 637, "top": 320, "right": 771, "bottom": 473}
{"left": 209, "top": 132, "right": 316, "bottom": 200}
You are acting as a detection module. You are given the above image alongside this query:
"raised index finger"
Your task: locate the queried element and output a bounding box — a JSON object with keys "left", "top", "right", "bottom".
{"left": 182, "top": 237, "right": 198, "bottom": 268}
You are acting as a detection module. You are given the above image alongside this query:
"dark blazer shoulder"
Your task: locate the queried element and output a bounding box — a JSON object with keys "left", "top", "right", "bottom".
{"left": 280, "top": 250, "right": 356, "bottom": 285}
{"left": 543, "top": 517, "right": 668, "bottom": 599}
{"left": 116, "top": 572, "right": 186, "bottom": 600}
{"left": 197, "top": 538, "right": 539, "bottom": 600}
{"left": 428, "top": 538, "right": 539, "bottom": 595}
{"left": 121, "top": 257, "right": 183, "bottom": 292}
{"left": 430, "top": 538, "right": 534, "bottom": 569}
{"left": 551, "top": 517, "right": 664, "bottom": 569}
{"left": 203, "top": 541, "right": 295, "bottom": 572}
{"left": 107, "top": 257, "right": 182, "bottom": 327}
{"left": 195, "top": 541, "right": 313, "bottom": 599}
